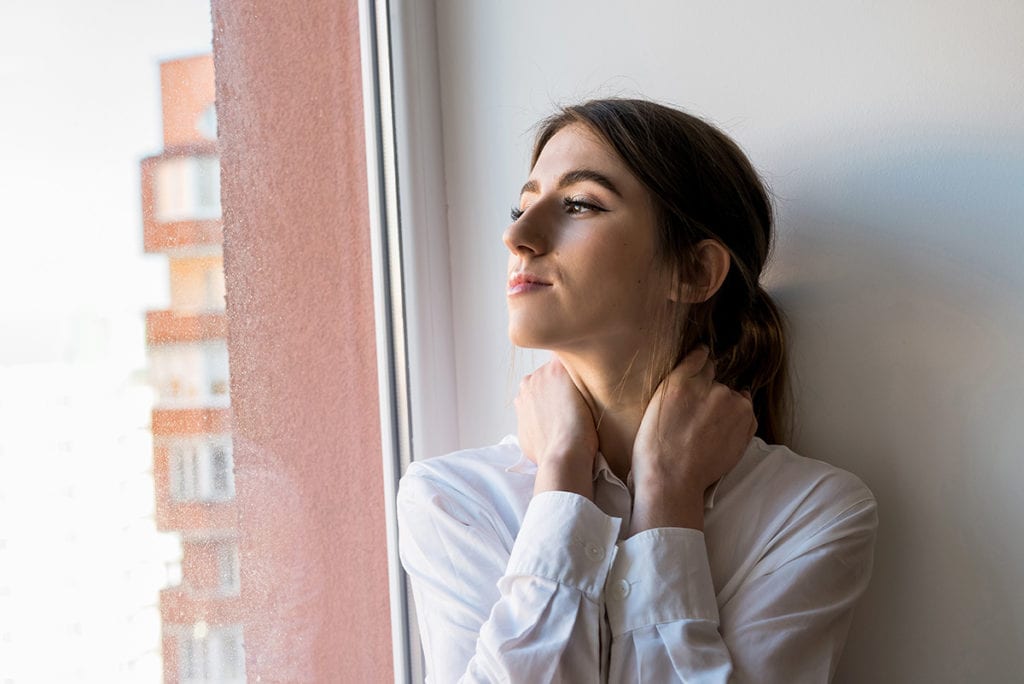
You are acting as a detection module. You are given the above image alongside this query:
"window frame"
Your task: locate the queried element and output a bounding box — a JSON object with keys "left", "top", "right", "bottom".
{"left": 359, "top": 0, "right": 458, "bottom": 681}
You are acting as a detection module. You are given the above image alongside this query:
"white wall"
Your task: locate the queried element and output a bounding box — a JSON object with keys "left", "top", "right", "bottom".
{"left": 426, "top": 1, "right": 1024, "bottom": 680}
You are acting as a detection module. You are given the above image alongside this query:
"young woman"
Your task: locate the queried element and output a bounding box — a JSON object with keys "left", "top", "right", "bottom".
{"left": 398, "top": 99, "right": 877, "bottom": 683}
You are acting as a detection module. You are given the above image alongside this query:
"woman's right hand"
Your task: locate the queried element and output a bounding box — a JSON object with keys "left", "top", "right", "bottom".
{"left": 514, "top": 359, "right": 599, "bottom": 500}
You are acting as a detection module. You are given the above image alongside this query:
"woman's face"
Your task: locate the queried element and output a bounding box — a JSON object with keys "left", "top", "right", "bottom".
{"left": 504, "top": 123, "right": 671, "bottom": 356}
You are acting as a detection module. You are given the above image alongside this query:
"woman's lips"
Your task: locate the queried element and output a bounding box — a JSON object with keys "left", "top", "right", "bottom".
{"left": 507, "top": 272, "right": 552, "bottom": 296}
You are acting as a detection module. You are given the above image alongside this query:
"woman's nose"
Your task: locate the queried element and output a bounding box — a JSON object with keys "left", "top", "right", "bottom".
{"left": 502, "top": 206, "right": 548, "bottom": 257}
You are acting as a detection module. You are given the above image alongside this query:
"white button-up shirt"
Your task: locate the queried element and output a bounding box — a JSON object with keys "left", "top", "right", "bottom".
{"left": 397, "top": 436, "right": 877, "bottom": 683}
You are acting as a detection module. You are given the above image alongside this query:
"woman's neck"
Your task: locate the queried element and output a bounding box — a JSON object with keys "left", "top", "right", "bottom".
{"left": 557, "top": 350, "right": 652, "bottom": 483}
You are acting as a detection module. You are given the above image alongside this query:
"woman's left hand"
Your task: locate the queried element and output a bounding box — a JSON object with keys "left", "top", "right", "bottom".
{"left": 629, "top": 346, "right": 757, "bottom": 535}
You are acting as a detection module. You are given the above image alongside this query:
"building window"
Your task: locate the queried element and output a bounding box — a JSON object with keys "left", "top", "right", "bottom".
{"left": 178, "top": 623, "right": 244, "bottom": 683}
{"left": 154, "top": 156, "right": 221, "bottom": 223}
{"left": 196, "top": 104, "right": 217, "bottom": 141}
{"left": 203, "top": 264, "right": 226, "bottom": 310}
{"left": 150, "top": 341, "right": 230, "bottom": 408}
{"left": 170, "top": 440, "right": 200, "bottom": 502}
{"left": 168, "top": 435, "right": 234, "bottom": 503}
{"left": 203, "top": 343, "right": 230, "bottom": 400}
{"left": 217, "top": 543, "right": 240, "bottom": 595}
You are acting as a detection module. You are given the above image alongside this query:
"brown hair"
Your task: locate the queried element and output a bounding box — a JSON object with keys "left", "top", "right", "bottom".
{"left": 532, "top": 98, "right": 791, "bottom": 444}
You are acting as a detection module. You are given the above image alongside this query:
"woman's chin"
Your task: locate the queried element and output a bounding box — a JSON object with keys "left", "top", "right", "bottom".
{"left": 508, "top": 326, "right": 557, "bottom": 351}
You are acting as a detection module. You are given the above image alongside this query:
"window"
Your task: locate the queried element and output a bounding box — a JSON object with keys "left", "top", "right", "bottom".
{"left": 170, "top": 440, "right": 199, "bottom": 502}
{"left": 168, "top": 435, "right": 234, "bottom": 503}
{"left": 203, "top": 343, "right": 230, "bottom": 400}
{"left": 167, "top": 257, "right": 226, "bottom": 313}
{"left": 216, "top": 543, "right": 240, "bottom": 595}
{"left": 150, "top": 341, "right": 231, "bottom": 408}
{"left": 203, "top": 264, "right": 226, "bottom": 311}
{"left": 196, "top": 104, "right": 217, "bottom": 141}
{"left": 178, "top": 623, "right": 244, "bottom": 684}
{"left": 154, "top": 156, "right": 222, "bottom": 223}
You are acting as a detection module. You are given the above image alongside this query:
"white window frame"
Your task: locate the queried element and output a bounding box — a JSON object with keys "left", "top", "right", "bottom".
{"left": 360, "top": 1, "right": 457, "bottom": 682}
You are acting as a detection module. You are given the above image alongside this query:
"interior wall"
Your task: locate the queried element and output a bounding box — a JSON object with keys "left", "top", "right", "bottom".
{"left": 432, "top": 1, "right": 1024, "bottom": 681}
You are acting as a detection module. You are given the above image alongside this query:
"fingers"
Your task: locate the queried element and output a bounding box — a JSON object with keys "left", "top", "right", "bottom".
{"left": 665, "top": 345, "right": 715, "bottom": 397}
{"left": 680, "top": 345, "right": 712, "bottom": 378}
{"left": 519, "top": 359, "right": 564, "bottom": 389}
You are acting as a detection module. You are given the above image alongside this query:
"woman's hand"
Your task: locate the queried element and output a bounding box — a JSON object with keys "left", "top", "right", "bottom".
{"left": 630, "top": 346, "right": 757, "bottom": 534}
{"left": 515, "top": 359, "right": 599, "bottom": 500}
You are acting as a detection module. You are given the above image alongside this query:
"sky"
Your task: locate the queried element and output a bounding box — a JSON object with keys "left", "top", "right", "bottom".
{"left": 0, "top": 0, "right": 214, "bottom": 356}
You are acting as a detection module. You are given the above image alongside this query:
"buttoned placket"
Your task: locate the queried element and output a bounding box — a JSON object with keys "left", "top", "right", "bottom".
{"left": 591, "top": 454, "right": 633, "bottom": 681}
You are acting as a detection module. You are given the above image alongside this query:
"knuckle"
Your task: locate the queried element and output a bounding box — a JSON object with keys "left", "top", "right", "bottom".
{"left": 709, "top": 382, "right": 730, "bottom": 397}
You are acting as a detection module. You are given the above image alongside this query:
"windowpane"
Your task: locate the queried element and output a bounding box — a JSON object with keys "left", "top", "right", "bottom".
{"left": 176, "top": 624, "right": 244, "bottom": 684}
{"left": 166, "top": 435, "right": 234, "bottom": 503}
{"left": 154, "top": 156, "right": 222, "bottom": 223}
{"left": 0, "top": 4, "right": 245, "bottom": 682}
{"left": 150, "top": 342, "right": 230, "bottom": 408}
{"left": 216, "top": 543, "right": 240, "bottom": 595}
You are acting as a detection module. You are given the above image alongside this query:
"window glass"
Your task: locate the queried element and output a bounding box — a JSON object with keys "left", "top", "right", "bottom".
{"left": 154, "top": 156, "right": 222, "bottom": 223}
{"left": 0, "top": 2, "right": 240, "bottom": 682}
{"left": 167, "top": 435, "right": 234, "bottom": 503}
{"left": 177, "top": 623, "right": 245, "bottom": 684}
{"left": 217, "top": 543, "right": 240, "bottom": 596}
{"left": 150, "top": 342, "right": 231, "bottom": 408}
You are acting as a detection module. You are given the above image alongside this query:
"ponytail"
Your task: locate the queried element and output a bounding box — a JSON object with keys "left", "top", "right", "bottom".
{"left": 713, "top": 286, "right": 791, "bottom": 444}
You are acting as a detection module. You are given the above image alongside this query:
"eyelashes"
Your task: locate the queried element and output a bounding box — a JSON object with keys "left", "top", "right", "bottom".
{"left": 510, "top": 197, "right": 606, "bottom": 222}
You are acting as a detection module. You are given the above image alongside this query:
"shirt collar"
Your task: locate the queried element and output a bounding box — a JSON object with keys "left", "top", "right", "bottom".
{"left": 504, "top": 433, "right": 760, "bottom": 512}
{"left": 705, "top": 438, "right": 765, "bottom": 509}
{"left": 592, "top": 452, "right": 721, "bottom": 511}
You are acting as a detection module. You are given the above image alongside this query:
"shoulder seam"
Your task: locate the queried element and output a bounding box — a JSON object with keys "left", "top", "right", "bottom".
{"left": 773, "top": 496, "right": 877, "bottom": 571}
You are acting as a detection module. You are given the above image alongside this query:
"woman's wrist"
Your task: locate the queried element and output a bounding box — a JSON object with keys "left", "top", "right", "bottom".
{"left": 629, "top": 482, "right": 705, "bottom": 535}
{"left": 533, "top": 452, "right": 595, "bottom": 500}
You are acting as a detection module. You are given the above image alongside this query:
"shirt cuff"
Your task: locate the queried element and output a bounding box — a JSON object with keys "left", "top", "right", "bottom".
{"left": 606, "top": 527, "right": 720, "bottom": 636}
{"left": 503, "top": 491, "right": 622, "bottom": 602}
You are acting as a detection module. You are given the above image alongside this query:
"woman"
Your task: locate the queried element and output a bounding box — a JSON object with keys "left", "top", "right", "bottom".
{"left": 398, "top": 99, "right": 877, "bottom": 683}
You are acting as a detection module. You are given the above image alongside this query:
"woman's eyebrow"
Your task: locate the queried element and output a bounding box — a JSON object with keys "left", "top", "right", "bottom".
{"left": 519, "top": 168, "right": 623, "bottom": 198}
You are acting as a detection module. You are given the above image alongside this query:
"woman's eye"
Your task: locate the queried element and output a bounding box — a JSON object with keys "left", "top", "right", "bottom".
{"left": 562, "top": 197, "right": 603, "bottom": 215}
{"left": 510, "top": 206, "right": 524, "bottom": 221}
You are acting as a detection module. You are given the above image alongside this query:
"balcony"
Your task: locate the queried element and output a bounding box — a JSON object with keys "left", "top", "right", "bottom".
{"left": 155, "top": 497, "right": 240, "bottom": 536}
{"left": 159, "top": 586, "right": 243, "bottom": 626}
{"left": 147, "top": 310, "right": 227, "bottom": 345}
{"left": 141, "top": 146, "right": 223, "bottom": 254}
{"left": 152, "top": 407, "right": 232, "bottom": 436}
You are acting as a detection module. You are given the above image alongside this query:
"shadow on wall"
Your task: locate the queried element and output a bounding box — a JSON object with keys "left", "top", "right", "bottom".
{"left": 768, "top": 134, "right": 1024, "bottom": 682}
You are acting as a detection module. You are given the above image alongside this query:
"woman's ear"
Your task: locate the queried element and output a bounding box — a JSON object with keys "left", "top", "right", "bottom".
{"left": 668, "top": 239, "right": 731, "bottom": 303}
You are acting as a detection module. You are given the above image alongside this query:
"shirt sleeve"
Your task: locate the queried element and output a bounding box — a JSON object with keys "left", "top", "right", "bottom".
{"left": 607, "top": 497, "right": 878, "bottom": 683}
{"left": 397, "top": 470, "right": 622, "bottom": 683}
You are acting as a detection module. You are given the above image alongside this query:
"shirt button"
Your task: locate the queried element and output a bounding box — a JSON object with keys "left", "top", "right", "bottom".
{"left": 585, "top": 543, "right": 605, "bottom": 562}
{"left": 612, "top": 578, "right": 631, "bottom": 600}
